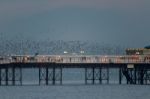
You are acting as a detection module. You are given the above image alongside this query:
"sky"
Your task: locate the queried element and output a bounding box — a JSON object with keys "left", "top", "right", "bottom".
{"left": 0, "top": 0, "right": 150, "bottom": 47}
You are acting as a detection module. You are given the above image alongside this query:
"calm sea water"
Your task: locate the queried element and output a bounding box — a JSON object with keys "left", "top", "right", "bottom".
{"left": 0, "top": 69, "right": 150, "bottom": 99}
{"left": 0, "top": 85, "right": 150, "bottom": 99}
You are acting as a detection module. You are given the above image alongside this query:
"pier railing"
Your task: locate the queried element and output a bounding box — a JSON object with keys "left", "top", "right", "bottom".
{"left": 0, "top": 55, "right": 150, "bottom": 64}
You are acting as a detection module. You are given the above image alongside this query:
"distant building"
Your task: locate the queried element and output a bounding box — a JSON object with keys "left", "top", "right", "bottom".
{"left": 126, "top": 48, "right": 150, "bottom": 55}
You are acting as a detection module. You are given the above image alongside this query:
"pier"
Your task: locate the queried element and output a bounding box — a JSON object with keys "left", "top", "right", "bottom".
{"left": 0, "top": 55, "right": 150, "bottom": 86}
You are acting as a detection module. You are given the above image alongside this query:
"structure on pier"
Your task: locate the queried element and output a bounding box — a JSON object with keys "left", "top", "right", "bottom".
{"left": 126, "top": 48, "right": 150, "bottom": 55}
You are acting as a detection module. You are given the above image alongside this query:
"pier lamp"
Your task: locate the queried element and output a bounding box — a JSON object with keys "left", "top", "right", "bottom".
{"left": 64, "top": 51, "right": 68, "bottom": 54}
{"left": 80, "top": 50, "right": 85, "bottom": 55}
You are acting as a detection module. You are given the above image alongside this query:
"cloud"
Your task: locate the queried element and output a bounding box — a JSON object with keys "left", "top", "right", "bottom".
{"left": 0, "top": 0, "right": 149, "bottom": 19}
{"left": 0, "top": 0, "right": 149, "bottom": 47}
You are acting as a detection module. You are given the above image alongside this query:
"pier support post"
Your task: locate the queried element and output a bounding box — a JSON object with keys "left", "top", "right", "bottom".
{"left": 6, "top": 67, "right": 8, "bottom": 86}
{"left": 53, "top": 67, "right": 62, "bottom": 85}
{"left": 140, "top": 69, "right": 144, "bottom": 85}
{"left": 12, "top": 67, "right": 15, "bottom": 85}
{"left": 119, "top": 68, "right": 122, "bottom": 84}
{"left": 144, "top": 69, "right": 150, "bottom": 85}
{"left": 101, "top": 67, "right": 109, "bottom": 84}
{"left": 134, "top": 68, "right": 137, "bottom": 84}
{"left": 60, "top": 67, "right": 62, "bottom": 85}
{"left": 20, "top": 67, "right": 22, "bottom": 85}
{"left": 85, "top": 67, "right": 108, "bottom": 85}
{"left": 39, "top": 67, "right": 41, "bottom": 85}
{"left": 107, "top": 67, "right": 109, "bottom": 84}
{"left": 122, "top": 66, "right": 139, "bottom": 85}
{"left": 52, "top": 67, "right": 55, "bottom": 85}
{"left": 145, "top": 69, "right": 150, "bottom": 85}
{"left": 39, "top": 65, "right": 62, "bottom": 85}
{"left": 85, "top": 68, "right": 87, "bottom": 84}
{"left": 0, "top": 68, "right": 1, "bottom": 86}
{"left": 39, "top": 67, "right": 47, "bottom": 85}
{"left": 92, "top": 67, "right": 95, "bottom": 84}
{"left": 99, "top": 67, "right": 102, "bottom": 84}
{"left": 85, "top": 67, "right": 93, "bottom": 84}
{"left": 46, "top": 67, "right": 49, "bottom": 85}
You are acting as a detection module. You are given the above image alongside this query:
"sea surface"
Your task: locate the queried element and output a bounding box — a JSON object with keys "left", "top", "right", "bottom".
{"left": 0, "top": 68, "right": 150, "bottom": 99}
{"left": 0, "top": 85, "right": 150, "bottom": 99}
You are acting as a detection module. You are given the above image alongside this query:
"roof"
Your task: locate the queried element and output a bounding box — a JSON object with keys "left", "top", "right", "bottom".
{"left": 145, "top": 46, "right": 150, "bottom": 49}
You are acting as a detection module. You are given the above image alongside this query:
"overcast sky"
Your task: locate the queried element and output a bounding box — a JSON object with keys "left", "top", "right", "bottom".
{"left": 0, "top": 0, "right": 150, "bottom": 47}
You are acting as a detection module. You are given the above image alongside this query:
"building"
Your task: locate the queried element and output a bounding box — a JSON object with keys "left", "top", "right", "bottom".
{"left": 126, "top": 47, "right": 150, "bottom": 55}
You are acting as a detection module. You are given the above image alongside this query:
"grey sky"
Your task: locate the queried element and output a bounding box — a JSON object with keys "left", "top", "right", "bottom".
{"left": 0, "top": 0, "right": 150, "bottom": 47}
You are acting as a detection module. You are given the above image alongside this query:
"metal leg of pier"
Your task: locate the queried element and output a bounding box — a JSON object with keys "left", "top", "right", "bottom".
{"left": 92, "top": 67, "right": 95, "bottom": 84}
{"left": 6, "top": 67, "right": 8, "bottom": 86}
{"left": 126, "top": 69, "right": 129, "bottom": 84}
{"left": 140, "top": 69, "right": 144, "bottom": 85}
{"left": 7, "top": 67, "right": 14, "bottom": 86}
{"left": 123, "top": 68, "right": 129, "bottom": 84}
{"left": 85, "top": 68, "right": 93, "bottom": 85}
{"left": 145, "top": 70, "right": 147, "bottom": 84}
{"left": 85, "top": 68, "right": 87, "bottom": 84}
{"left": 0, "top": 68, "right": 1, "bottom": 86}
{"left": 60, "top": 67, "right": 63, "bottom": 85}
{"left": 99, "top": 67, "right": 102, "bottom": 84}
{"left": 39, "top": 65, "right": 63, "bottom": 85}
{"left": 1, "top": 68, "right": 6, "bottom": 86}
{"left": 128, "top": 69, "right": 134, "bottom": 84}
{"left": 145, "top": 69, "right": 150, "bottom": 85}
{"left": 134, "top": 68, "right": 137, "bottom": 84}
{"left": 0, "top": 66, "right": 22, "bottom": 86}
{"left": 39, "top": 67, "right": 46, "bottom": 85}
{"left": 12, "top": 67, "right": 15, "bottom": 85}
{"left": 52, "top": 67, "right": 55, "bottom": 85}
{"left": 39, "top": 67, "right": 48, "bottom": 85}
{"left": 119, "top": 68, "right": 122, "bottom": 84}
{"left": 39, "top": 67, "right": 41, "bottom": 85}
{"left": 101, "top": 67, "right": 109, "bottom": 84}
{"left": 128, "top": 69, "right": 131, "bottom": 84}
{"left": 20, "top": 67, "right": 22, "bottom": 85}
{"left": 53, "top": 67, "right": 62, "bottom": 85}
{"left": 136, "top": 67, "right": 145, "bottom": 85}
{"left": 46, "top": 67, "right": 49, "bottom": 85}
{"left": 107, "top": 67, "right": 109, "bottom": 84}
